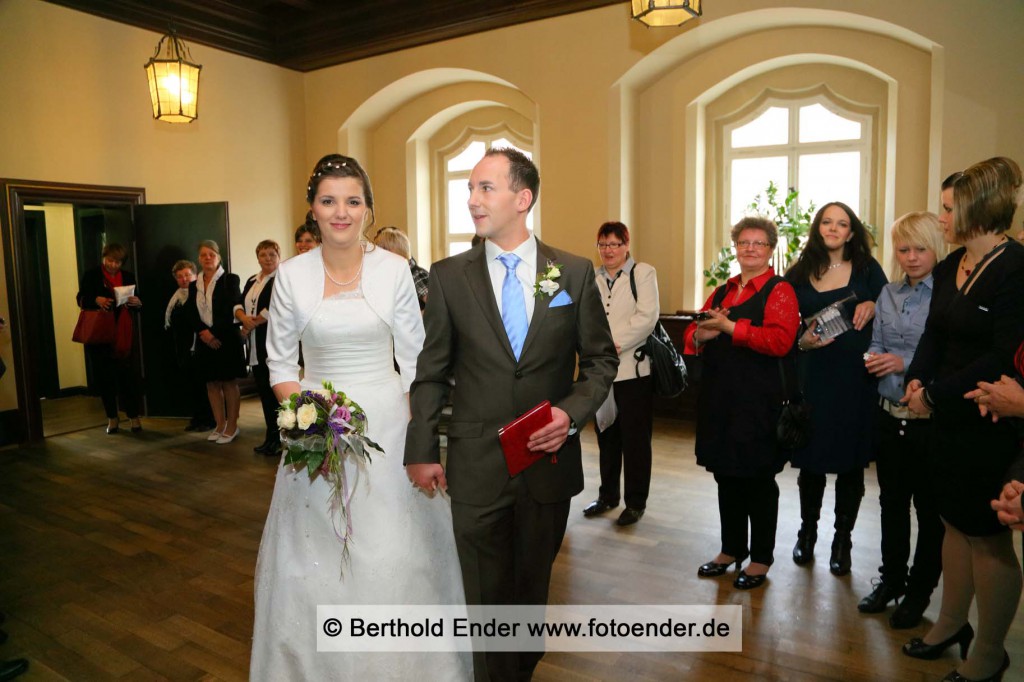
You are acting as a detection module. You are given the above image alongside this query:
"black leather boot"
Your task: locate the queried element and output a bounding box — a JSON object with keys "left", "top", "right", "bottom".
{"left": 830, "top": 526, "right": 853, "bottom": 576}
{"left": 830, "top": 476, "right": 864, "bottom": 576}
{"left": 793, "top": 473, "right": 825, "bottom": 565}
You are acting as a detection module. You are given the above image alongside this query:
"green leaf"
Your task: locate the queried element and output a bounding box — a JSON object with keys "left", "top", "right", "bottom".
{"left": 306, "top": 451, "right": 325, "bottom": 478}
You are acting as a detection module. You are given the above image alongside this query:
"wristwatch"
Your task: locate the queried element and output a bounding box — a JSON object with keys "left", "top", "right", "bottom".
{"left": 568, "top": 418, "right": 579, "bottom": 436}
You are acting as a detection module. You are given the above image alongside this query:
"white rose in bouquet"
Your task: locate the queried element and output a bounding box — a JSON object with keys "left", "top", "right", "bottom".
{"left": 296, "top": 403, "right": 318, "bottom": 430}
{"left": 277, "top": 407, "right": 297, "bottom": 430}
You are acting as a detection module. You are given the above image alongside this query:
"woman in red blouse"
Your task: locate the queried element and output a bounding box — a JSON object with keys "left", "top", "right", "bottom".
{"left": 684, "top": 217, "right": 800, "bottom": 590}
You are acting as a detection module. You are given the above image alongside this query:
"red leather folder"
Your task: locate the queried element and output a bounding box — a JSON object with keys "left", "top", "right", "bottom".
{"left": 499, "top": 401, "right": 554, "bottom": 477}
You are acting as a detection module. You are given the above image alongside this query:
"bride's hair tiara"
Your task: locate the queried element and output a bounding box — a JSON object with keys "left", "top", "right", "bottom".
{"left": 305, "top": 154, "right": 376, "bottom": 215}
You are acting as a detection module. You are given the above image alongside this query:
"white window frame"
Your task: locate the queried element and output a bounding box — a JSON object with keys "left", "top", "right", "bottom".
{"left": 722, "top": 93, "right": 873, "bottom": 232}
{"left": 438, "top": 126, "right": 533, "bottom": 259}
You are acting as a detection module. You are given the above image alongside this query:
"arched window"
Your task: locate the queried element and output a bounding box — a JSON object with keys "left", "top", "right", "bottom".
{"left": 724, "top": 94, "right": 873, "bottom": 228}
{"left": 442, "top": 133, "right": 532, "bottom": 257}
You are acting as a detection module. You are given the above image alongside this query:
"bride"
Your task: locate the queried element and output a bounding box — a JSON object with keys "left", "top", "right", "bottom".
{"left": 250, "top": 155, "right": 471, "bottom": 680}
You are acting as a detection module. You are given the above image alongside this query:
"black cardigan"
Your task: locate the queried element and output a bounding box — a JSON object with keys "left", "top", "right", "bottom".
{"left": 240, "top": 273, "right": 276, "bottom": 365}
{"left": 187, "top": 272, "right": 242, "bottom": 341}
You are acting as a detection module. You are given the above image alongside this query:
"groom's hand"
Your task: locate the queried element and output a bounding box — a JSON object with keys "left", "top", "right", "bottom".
{"left": 406, "top": 463, "right": 448, "bottom": 493}
{"left": 528, "top": 407, "right": 571, "bottom": 453}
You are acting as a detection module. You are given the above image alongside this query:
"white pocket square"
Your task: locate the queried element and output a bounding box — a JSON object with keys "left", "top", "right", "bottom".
{"left": 549, "top": 290, "right": 573, "bottom": 307}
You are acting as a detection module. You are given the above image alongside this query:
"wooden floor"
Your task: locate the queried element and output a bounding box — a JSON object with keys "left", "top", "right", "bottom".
{"left": 1, "top": 399, "right": 1022, "bottom": 681}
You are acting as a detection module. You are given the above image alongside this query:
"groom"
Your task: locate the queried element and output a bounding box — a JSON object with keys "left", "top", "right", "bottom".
{"left": 405, "top": 148, "right": 618, "bottom": 681}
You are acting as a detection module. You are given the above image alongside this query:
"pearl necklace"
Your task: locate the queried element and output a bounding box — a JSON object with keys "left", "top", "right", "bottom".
{"left": 827, "top": 261, "right": 844, "bottom": 271}
{"left": 324, "top": 250, "right": 364, "bottom": 287}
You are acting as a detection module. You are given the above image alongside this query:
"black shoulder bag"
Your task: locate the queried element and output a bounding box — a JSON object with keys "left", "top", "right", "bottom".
{"left": 629, "top": 266, "right": 687, "bottom": 398}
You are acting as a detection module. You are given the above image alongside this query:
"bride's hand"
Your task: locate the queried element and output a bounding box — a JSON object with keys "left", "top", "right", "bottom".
{"left": 406, "top": 463, "right": 447, "bottom": 494}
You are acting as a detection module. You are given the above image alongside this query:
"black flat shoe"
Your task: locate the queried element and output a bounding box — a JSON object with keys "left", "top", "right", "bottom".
{"left": 0, "top": 657, "right": 28, "bottom": 681}
{"left": 792, "top": 527, "right": 817, "bottom": 565}
{"left": 889, "top": 593, "right": 929, "bottom": 629}
{"left": 858, "top": 578, "right": 905, "bottom": 613}
{"left": 733, "top": 570, "right": 768, "bottom": 590}
{"left": 106, "top": 425, "right": 119, "bottom": 435}
{"left": 130, "top": 424, "right": 143, "bottom": 433}
{"left": 583, "top": 499, "right": 618, "bottom": 517}
{"left": 942, "top": 652, "right": 1010, "bottom": 682}
{"left": 698, "top": 554, "right": 747, "bottom": 578}
{"left": 902, "top": 622, "right": 974, "bottom": 660}
{"left": 616, "top": 508, "right": 644, "bottom": 526}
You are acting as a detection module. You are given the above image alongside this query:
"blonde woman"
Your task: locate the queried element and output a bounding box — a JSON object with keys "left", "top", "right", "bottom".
{"left": 857, "top": 212, "right": 945, "bottom": 628}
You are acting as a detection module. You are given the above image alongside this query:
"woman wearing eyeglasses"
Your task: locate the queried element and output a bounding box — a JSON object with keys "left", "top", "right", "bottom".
{"left": 683, "top": 217, "right": 800, "bottom": 589}
{"left": 582, "top": 222, "right": 660, "bottom": 526}
{"left": 786, "top": 202, "right": 887, "bottom": 577}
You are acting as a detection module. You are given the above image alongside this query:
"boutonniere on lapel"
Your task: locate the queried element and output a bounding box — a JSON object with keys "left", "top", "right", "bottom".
{"left": 533, "top": 260, "right": 563, "bottom": 298}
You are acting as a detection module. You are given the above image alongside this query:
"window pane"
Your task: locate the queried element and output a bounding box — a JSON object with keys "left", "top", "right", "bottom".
{"left": 730, "top": 156, "right": 788, "bottom": 225}
{"left": 447, "top": 180, "right": 475, "bottom": 234}
{"left": 798, "top": 152, "right": 861, "bottom": 216}
{"left": 449, "top": 241, "right": 472, "bottom": 257}
{"left": 798, "top": 104, "right": 861, "bottom": 143}
{"left": 730, "top": 107, "right": 788, "bottom": 148}
{"left": 447, "top": 140, "right": 486, "bottom": 172}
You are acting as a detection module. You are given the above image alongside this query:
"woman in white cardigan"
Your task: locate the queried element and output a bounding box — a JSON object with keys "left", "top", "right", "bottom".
{"left": 582, "top": 222, "right": 660, "bottom": 526}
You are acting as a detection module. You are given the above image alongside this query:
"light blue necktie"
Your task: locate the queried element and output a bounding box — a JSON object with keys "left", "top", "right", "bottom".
{"left": 497, "top": 253, "right": 527, "bottom": 360}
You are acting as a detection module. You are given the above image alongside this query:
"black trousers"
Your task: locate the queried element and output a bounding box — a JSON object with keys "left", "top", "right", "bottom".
{"left": 85, "top": 344, "right": 141, "bottom": 419}
{"left": 874, "top": 407, "right": 944, "bottom": 594}
{"left": 595, "top": 376, "right": 654, "bottom": 509}
{"left": 451, "top": 475, "right": 570, "bottom": 682}
{"left": 714, "top": 473, "right": 780, "bottom": 566}
{"left": 251, "top": 363, "right": 279, "bottom": 442}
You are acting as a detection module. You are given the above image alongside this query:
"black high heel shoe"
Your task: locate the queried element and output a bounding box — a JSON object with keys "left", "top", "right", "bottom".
{"left": 698, "top": 554, "right": 747, "bottom": 578}
{"left": 902, "top": 622, "right": 974, "bottom": 660}
{"left": 942, "top": 652, "right": 1010, "bottom": 682}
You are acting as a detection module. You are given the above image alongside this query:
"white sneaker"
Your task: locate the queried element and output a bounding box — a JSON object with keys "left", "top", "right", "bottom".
{"left": 207, "top": 430, "right": 224, "bottom": 441}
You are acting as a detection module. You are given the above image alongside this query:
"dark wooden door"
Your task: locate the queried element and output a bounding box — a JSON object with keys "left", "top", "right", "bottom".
{"left": 132, "top": 203, "right": 230, "bottom": 417}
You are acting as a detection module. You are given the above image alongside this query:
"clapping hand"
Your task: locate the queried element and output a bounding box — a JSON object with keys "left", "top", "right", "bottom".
{"left": 991, "top": 480, "right": 1024, "bottom": 530}
{"left": 964, "top": 375, "right": 1024, "bottom": 422}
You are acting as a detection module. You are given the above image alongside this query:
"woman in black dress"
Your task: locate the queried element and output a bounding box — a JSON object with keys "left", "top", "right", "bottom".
{"left": 189, "top": 240, "right": 246, "bottom": 444}
{"left": 901, "top": 157, "right": 1024, "bottom": 682}
{"left": 686, "top": 217, "right": 801, "bottom": 589}
{"left": 77, "top": 243, "right": 144, "bottom": 434}
{"left": 238, "top": 240, "right": 279, "bottom": 454}
{"left": 786, "top": 202, "right": 887, "bottom": 576}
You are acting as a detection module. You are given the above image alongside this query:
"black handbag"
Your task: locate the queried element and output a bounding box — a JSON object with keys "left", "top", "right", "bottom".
{"left": 777, "top": 358, "right": 811, "bottom": 450}
{"left": 628, "top": 267, "right": 687, "bottom": 398}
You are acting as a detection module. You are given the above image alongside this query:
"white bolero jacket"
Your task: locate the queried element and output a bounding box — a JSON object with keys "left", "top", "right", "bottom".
{"left": 266, "top": 245, "right": 425, "bottom": 392}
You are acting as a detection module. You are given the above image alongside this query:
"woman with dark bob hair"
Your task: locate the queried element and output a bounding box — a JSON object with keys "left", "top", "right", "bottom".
{"left": 582, "top": 221, "right": 660, "bottom": 526}
{"left": 785, "top": 202, "right": 887, "bottom": 576}
{"left": 684, "top": 216, "right": 801, "bottom": 589}
{"left": 901, "top": 157, "right": 1024, "bottom": 681}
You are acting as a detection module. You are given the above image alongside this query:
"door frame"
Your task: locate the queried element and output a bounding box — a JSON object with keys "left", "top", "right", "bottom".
{"left": 0, "top": 179, "right": 146, "bottom": 443}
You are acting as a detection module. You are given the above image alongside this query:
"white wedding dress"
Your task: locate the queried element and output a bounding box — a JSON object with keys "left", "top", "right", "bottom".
{"left": 250, "top": 289, "right": 471, "bottom": 681}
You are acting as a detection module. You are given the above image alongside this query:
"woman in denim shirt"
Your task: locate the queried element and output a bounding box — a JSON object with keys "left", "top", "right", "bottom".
{"left": 857, "top": 212, "right": 945, "bottom": 629}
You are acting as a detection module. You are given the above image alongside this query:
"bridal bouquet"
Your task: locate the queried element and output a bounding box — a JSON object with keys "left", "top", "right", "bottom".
{"left": 278, "top": 381, "right": 384, "bottom": 562}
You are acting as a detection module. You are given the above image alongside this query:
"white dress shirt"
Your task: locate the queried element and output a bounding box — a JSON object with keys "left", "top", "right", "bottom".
{"left": 485, "top": 234, "right": 537, "bottom": 324}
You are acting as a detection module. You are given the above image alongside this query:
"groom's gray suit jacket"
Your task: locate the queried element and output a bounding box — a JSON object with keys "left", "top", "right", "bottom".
{"left": 405, "top": 238, "right": 618, "bottom": 505}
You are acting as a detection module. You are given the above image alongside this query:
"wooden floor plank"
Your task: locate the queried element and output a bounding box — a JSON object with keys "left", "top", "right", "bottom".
{"left": 1, "top": 399, "right": 1022, "bottom": 680}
